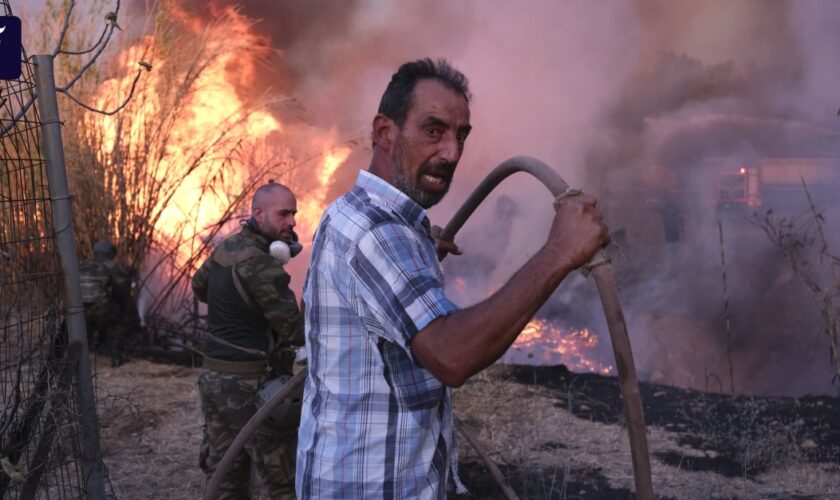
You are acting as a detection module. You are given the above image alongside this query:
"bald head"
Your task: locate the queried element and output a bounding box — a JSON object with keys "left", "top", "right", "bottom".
{"left": 252, "top": 182, "right": 293, "bottom": 212}
{"left": 251, "top": 182, "right": 297, "bottom": 243}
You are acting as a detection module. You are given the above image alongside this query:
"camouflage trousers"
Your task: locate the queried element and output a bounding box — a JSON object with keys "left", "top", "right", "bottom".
{"left": 83, "top": 300, "right": 126, "bottom": 366}
{"left": 198, "top": 369, "right": 297, "bottom": 500}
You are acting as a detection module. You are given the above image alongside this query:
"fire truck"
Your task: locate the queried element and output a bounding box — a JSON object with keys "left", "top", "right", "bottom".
{"left": 714, "top": 158, "right": 840, "bottom": 213}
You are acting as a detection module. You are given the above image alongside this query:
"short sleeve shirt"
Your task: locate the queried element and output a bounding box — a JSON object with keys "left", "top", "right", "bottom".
{"left": 296, "top": 170, "right": 461, "bottom": 500}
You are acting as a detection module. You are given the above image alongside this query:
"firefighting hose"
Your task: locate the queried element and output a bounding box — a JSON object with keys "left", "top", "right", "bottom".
{"left": 437, "top": 155, "right": 653, "bottom": 500}
{"left": 204, "top": 369, "right": 306, "bottom": 500}
{"left": 205, "top": 156, "right": 653, "bottom": 500}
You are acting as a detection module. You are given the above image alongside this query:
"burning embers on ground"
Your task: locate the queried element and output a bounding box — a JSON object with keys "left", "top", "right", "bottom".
{"left": 450, "top": 275, "right": 614, "bottom": 375}
{"left": 503, "top": 318, "right": 614, "bottom": 375}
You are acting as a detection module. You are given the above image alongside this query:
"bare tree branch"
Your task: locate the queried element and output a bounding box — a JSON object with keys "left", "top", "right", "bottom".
{"left": 58, "top": 24, "right": 109, "bottom": 56}
{"left": 751, "top": 183, "right": 840, "bottom": 387}
{"left": 58, "top": 68, "right": 143, "bottom": 116}
{"left": 58, "top": 23, "right": 119, "bottom": 92}
{"left": 801, "top": 175, "right": 840, "bottom": 287}
{"left": 50, "top": 0, "right": 78, "bottom": 57}
{"left": 1, "top": 0, "right": 126, "bottom": 137}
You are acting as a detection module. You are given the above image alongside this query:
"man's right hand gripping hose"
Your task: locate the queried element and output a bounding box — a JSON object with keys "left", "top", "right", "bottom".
{"left": 548, "top": 188, "right": 612, "bottom": 276}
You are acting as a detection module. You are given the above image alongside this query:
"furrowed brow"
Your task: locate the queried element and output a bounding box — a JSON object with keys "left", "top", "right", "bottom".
{"left": 422, "top": 115, "right": 449, "bottom": 128}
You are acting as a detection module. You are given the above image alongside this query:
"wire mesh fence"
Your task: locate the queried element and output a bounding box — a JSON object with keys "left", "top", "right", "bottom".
{"left": 1, "top": 2, "right": 109, "bottom": 497}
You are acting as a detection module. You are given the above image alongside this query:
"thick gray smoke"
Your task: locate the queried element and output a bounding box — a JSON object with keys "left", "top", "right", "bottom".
{"left": 182, "top": 0, "right": 840, "bottom": 396}
{"left": 564, "top": 2, "right": 840, "bottom": 397}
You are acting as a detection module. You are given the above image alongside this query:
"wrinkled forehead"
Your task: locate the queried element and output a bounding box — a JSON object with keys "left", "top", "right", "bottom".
{"left": 408, "top": 79, "right": 471, "bottom": 124}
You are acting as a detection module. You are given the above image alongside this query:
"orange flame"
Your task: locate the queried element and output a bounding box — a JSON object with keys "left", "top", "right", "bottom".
{"left": 297, "top": 138, "right": 352, "bottom": 239}
{"left": 505, "top": 318, "right": 614, "bottom": 374}
{"left": 89, "top": 5, "right": 359, "bottom": 267}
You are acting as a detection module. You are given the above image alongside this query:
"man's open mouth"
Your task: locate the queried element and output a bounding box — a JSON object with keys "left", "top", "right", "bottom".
{"left": 421, "top": 173, "right": 448, "bottom": 187}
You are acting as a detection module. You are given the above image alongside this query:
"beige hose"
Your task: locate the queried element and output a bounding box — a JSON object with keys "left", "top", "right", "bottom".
{"left": 439, "top": 156, "right": 654, "bottom": 500}
{"left": 203, "top": 370, "right": 305, "bottom": 500}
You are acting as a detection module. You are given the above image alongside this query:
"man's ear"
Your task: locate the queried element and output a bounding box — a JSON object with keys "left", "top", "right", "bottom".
{"left": 372, "top": 114, "right": 397, "bottom": 152}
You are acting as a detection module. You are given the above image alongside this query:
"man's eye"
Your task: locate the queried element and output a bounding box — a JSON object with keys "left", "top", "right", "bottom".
{"left": 426, "top": 128, "right": 441, "bottom": 138}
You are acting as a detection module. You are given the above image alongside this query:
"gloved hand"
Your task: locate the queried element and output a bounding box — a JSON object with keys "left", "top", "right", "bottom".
{"left": 289, "top": 230, "right": 303, "bottom": 258}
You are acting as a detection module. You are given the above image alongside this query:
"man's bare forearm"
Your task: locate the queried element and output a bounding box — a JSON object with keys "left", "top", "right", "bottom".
{"left": 411, "top": 244, "right": 575, "bottom": 387}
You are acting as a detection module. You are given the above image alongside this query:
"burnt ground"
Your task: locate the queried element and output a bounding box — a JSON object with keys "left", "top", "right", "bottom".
{"left": 94, "top": 358, "right": 840, "bottom": 500}
{"left": 506, "top": 365, "right": 840, "bottom": 478}
{"left": 453, "top": 365, "right": 840, "bottom": 500}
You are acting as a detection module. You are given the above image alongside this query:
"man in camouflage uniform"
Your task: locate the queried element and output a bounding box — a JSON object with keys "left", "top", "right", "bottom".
{"left": 192, "top": 181, "right": 304, "bottom": 500}
{"left": 79, "top": 240, "right": 132, "bottom": 367}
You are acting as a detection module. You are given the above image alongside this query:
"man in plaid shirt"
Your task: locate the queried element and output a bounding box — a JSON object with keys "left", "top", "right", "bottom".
{"left": 297, "top": 58, "right": 610, "bottom": 499}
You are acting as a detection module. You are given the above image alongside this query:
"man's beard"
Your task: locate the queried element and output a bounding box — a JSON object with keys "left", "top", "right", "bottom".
{"left": 391, "top": 141, "right": 455, "bottom": 209}
{"left": 257, "top": 219, "right": 291, "bottom": 243}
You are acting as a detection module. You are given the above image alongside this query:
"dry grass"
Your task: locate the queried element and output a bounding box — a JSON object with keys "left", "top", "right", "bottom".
{"left": 95, "top": 356, "right": 203, "bottom": 499}
{"left": 453, "top": 365, "right": 840, "bottom": 499}
{"left": 26, "top": 1, "right": 300, "bottom": 323}
{"left": 93, "top": 360, "right": 840, "bottom": 499}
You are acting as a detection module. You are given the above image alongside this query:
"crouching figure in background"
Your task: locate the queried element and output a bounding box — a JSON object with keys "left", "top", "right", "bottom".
{"left": 79, "top": 239, "right": 134, "bottom": 367}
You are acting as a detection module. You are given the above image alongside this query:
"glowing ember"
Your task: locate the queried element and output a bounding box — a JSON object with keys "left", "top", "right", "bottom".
{"left": 504, "top": 318, "right": 614, "bottom": 374}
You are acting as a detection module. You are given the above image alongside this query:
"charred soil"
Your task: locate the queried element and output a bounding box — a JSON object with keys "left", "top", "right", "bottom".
{"left": 454, "top": 365, "right": 840, "bottom": 499}
{"left": 95, "top": 358, "right": 840, "bottom": 499}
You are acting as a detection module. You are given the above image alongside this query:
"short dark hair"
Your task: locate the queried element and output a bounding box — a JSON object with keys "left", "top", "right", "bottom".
{"left": 377, "top": 58, "right": 472, "bottom": 128}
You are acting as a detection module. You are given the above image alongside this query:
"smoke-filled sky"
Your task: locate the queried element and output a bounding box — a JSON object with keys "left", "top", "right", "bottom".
{"left": 214, "top": 0, "right": 840, "bottom": 397}
{"left": 167, "top": 0, "right": 840, "bottom": 396}
{"left": 22, "top": 0, "right": 840, "bottom": 395}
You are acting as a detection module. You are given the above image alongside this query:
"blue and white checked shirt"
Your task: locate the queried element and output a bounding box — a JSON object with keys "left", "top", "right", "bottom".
{"left": 296, "top": 170, "right": 465, "bottom": 499}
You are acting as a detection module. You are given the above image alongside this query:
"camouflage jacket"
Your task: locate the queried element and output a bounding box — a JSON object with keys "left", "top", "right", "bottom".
{"left": 192, "top": 224, "right": 304, "bottom": 363}
{"left": 79, "top": 256, "right": 129, "bottom": 305}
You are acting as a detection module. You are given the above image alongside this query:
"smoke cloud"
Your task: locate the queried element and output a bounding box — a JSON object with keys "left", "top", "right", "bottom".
{"left": 172, "top": 0, "right": 840, "bottom": 396}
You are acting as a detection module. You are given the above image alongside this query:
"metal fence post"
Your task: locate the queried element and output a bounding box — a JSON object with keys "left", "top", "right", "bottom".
{"left": 33, "top": 54, "right": 106, "bottom": 500}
